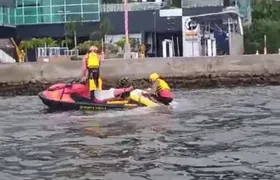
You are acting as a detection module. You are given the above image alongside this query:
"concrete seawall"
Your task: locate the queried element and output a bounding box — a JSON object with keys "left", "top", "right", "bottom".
{"left": 1, "top": 54, "right": 280, "bottom": 96}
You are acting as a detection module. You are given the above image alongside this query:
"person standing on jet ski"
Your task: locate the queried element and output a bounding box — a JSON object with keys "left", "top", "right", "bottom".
{"left": 143, "top": 73, "right": 173, "bottom": 105}
{"left": 81, "top": 46, "right": 101, "bottom": 100}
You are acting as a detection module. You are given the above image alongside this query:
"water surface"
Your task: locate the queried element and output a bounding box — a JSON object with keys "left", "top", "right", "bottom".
{"left": 0, "top": 86, "right": 279, "bottom": 180}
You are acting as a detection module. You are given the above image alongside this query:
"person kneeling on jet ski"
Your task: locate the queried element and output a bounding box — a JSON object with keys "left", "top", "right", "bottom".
{"left": 142, "top": 73, "right": 173, "bottom": 105}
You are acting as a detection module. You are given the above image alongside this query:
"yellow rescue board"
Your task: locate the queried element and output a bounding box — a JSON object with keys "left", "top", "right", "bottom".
{"left": 129, "top": 90, "right": 158, "bottom": 107}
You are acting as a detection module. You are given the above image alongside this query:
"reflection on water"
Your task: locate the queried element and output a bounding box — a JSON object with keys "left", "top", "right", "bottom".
{"left": 0, "top": 86, "right": 280, "bottom": 179}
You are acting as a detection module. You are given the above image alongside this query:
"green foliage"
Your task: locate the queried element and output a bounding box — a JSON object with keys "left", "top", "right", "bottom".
{"left": 76, "top": 40, "right": 101, "bottom": 55}
{"left": 90, "top": 16, "right": 112, "bottom": 41}
{"left": 244, "top": 0, "right": 280, "bottom": 54}
{"left": 19, "top": 37, "right": 58, "bottom": 51}
{"left": 65, "top": 20, "right": 83, "bottom": 48}
{"left": 115, "top": 37, "right": 136, "bottom": 49}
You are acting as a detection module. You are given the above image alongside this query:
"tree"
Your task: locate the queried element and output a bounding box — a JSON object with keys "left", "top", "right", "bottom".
{"left": 76, "top": 40, "right": 101, "bottom": 55}
{"left": 65, "top": 20, "right": 83, "bottom": 48}
{"left": 60, "top": 38, "right": 73, "bottom": 47}
{"left": 244, "top": 0, "right": 280, "bottom": 54}
{"left": 90, "top": 16, "right": 112, "bottom": 41}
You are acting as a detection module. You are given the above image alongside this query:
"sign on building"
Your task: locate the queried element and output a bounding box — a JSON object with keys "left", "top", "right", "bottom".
{"left": 182, "top": 16, "right": 201, "bottom": 57}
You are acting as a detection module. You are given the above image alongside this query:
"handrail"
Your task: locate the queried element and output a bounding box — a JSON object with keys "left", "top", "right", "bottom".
{"left": 10, "top": 38, "right": 24, "bottom": 63}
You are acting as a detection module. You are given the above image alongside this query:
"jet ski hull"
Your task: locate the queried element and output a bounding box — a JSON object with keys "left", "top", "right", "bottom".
{"left": 38, "top": 92, "right": 135, "bottom": 111}
{"left": 38, "top": 82, "right": 155, "bottom": 111}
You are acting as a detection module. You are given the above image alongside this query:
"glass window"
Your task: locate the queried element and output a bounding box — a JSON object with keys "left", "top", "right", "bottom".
{"left": 24, "top": 15, "right": 37, "bottom": 24}
{"left": 23, "top": 0, "right": 37, "bottom": 6}
{"left": 9, "top": 8, "right": 15, "bottom": 25}
{"left": 82, "top": 0, "right": 99, "bottom": 3}
{"left": 82, "top": 13, "right": 99, "bottom": 21}
{"left": 17, "top": 0, "right": 24, "bottom": 7}
{"left": 66, "top": 5, "right": 81, "bottom": 13}
{"left": 52, "top": 14, "right": 64, "bottom": 23}
{"left": 52, "top": 6, "right": 64, "bottom": 14}
{"left": 65, "top": 0, "right": 81, "bottom": 5}
{"left": 66, "top": 14, "right": 82, "bottom": 22}
{"left": 16, "top": 8, "right": 23, "bottom": 16}
{"left": 16, "top": 16, "right": 24, "bottom": 24}
{"left": 38, "top": 7, "right": 51, "bottom": 14}
{"left": 0, "top": 7, "right": 3, "bottom": 14}
{"left": 51, "top": 0, "right": 64, "bottom": 6}
{"left": 3, "top": 7, "right": 8, "bottom": 24}
{"left": 24, "top": 7, "right": 37, "bottom": 15}
{"left": 82, "top": 4, "right": 98, "bottom": 12}
{"left": 38, "top": 0, "right": 51, "bottom": 6}
{"left": 38, "top": 15, "right": 51, "bottom": 23}
{"left": 3, "top": 14, "right": 8, "bottom": 24}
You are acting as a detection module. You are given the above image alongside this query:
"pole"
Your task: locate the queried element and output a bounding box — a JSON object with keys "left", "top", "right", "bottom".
{"left": 124, "top": 0, "right": 131, "bottom": 59}
{"left": 153, "top": 11, "right": 157, "bottom": 57}
{"left": 264, "top": 35, "right": 267, "bottom": 55}
{"left": 228, "top": 18, "right": 232, "bottom": 55}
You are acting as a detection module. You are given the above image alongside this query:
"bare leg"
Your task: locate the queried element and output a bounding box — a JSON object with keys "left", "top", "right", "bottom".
{"left": 113, "top": 86, "right": 134, "bottom": 96}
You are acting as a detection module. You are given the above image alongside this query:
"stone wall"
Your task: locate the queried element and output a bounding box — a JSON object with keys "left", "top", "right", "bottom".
{"left": 1, "top": 54, "right": 280, "bottom": 96}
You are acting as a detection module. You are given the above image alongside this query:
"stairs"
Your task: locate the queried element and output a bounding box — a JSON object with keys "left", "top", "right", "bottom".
{"left": 0, "top": 49, "right": 16, "bottom": 63}
{"left": 0, "top": 38, "right": 16, "bottom": 63}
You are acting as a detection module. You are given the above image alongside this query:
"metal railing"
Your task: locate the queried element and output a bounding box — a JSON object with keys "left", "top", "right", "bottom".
{"left": 101, "top": 2, "right": 161, "bottom": 12}
{"left": 181, "top": 0, "right": 223, "bottom": 8}
{"left": 37, "top": 47, "right": 79, "bottom": 57}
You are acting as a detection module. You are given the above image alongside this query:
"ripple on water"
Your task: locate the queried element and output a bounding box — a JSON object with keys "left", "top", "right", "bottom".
{"left": 0, "top": 86, "right": 279, "bottom": 179}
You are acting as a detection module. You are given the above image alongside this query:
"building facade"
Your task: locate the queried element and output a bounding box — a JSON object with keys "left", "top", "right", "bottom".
{"left": 0, "top": 0, "right": 251, "bottom": 57}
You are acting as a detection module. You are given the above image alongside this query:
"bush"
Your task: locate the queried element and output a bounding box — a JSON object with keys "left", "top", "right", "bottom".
{"left": 70, "top": 55, "right": 83, "bottom": 61}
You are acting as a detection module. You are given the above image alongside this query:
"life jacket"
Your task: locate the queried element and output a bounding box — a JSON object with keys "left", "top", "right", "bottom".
{"left": 87, "top": 52, "right": 100, "bottom": 68}
{"left": 155, "top": 79, "right": 171, "bottom": 97}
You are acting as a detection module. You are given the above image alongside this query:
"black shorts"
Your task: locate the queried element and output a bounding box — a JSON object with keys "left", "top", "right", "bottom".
{"left": 152, "top": 94, "right": 173, "bottom": 105}
{"left": 87, "top": 67, "right": 100, "bottom": 87}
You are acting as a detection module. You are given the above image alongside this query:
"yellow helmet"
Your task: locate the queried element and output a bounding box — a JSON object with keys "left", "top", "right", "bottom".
{"left": 149, "top": 73, "right": 159, "bottom": 82}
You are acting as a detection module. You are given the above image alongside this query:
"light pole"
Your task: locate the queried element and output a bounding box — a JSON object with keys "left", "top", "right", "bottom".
{"left": 153, "top": 11, "right": 157, "bottom": 57}
{"left": 123, "top": 0, "right": 131, "bottom": 59}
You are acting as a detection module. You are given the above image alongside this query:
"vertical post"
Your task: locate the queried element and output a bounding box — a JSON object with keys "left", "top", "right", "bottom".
{"left": 124, "top": 0, "right": 131, "bottom": 59}
{"left": 228, "top": 18, "right": 232, "bottom": 55}
{"left": 264, "top": 35, "right": 267, "bottom": 55}
{"left": 153, "top": 11, "right": 157, "bottom": 57}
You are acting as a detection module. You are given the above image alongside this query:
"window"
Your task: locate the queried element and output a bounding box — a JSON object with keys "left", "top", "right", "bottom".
{"left": 66, "top": 5, "right": 81, "bottom": 13}
{"left": 82, "top": 13, "right": 99, "bottom": 21}
{"left": 16, "top": 8, "right": 23, "bottom": 16}
{"left": 38, "top": 15, "right": 51, "bottom": 23}
{"left": 83, "top": 4, "right": 98, "bottom": 13}
{"left": 24, "top": 7, "right": 37, "bottom": 15}
{"left": 82, "top": 0, "right": 99, "bottom": 3}
{"left": 17, "top": 0, "right": 24, "bottom": 7}
{"left": 52, "top": 6, "right": 64, "bottom": 14}
{"left": 52, "top": 14, "right": 64, "bottom": 23}
{"left": 66, "top": 14, "right": 82, "bottom": 22}
{"left": 24, "top": 15, "right": 37, "bottom": 24}
{"left": 3, "top": 8, "right": 8, "bottom": 24}
{"left": 23, "top": 0, "right": 37, "bottom": 6}
{"left": 16, "top": 16, "right": 24, "bottom": 24}
{"left": 9, "top": 9, "right": 15, "bottom": 24}
{"left": 65, "top": 0, "right": 82, "bottom": 5}
{"left": 38, "top": 0, "right": 51, "bottom": 6}
{"left": 38, "top": 7, "right": 51, "bottom": 14}
{"left": 51, "top": 0, "right": 64, "bottom": 6}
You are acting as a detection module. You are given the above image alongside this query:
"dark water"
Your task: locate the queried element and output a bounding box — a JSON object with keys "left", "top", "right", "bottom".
{"left": 0, "top": 86, "right": 280, "bottom": 180}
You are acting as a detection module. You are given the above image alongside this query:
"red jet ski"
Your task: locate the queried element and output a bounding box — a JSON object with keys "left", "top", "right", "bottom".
{"left": 38, "top": 81, "right": 159, "bottom": 111}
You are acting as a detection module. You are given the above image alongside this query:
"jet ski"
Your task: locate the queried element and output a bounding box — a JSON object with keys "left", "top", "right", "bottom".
{"left": 38, "top": 81, "right": 161, "bottom": 111}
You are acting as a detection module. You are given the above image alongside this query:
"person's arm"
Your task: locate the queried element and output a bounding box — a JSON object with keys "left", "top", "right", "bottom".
{"left": 81, "top": 54, "right": 88, "bottom": 77}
